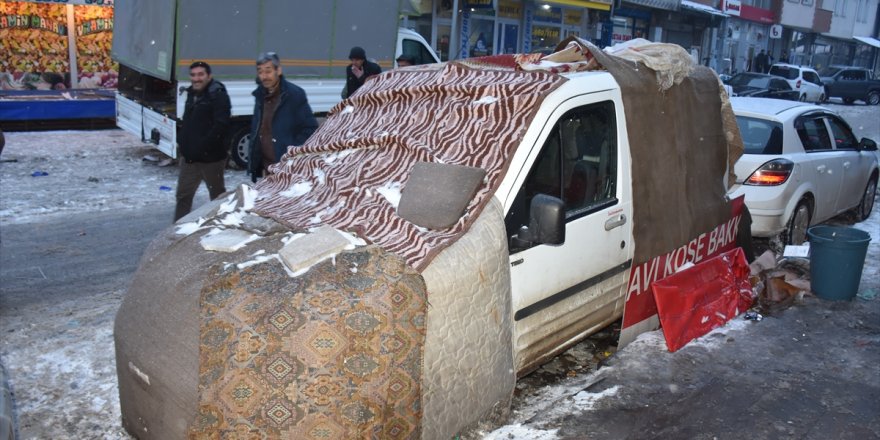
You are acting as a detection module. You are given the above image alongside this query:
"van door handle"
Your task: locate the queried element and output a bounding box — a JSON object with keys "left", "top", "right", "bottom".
{"left": 816, "top": 164, "right": 826, "bottom": 173}
{"left": 605, "top": 214, "right": 627, "bottom": 231}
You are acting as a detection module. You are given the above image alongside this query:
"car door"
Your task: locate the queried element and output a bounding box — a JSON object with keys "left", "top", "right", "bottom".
{"left": 505, "top": 94, "right": 633, "bottom": 374}
{"left": 794, "top": 114, "right": 844, "bottom": 222}
{"left": 802, "top": 70, "right": 823, "bottom": 101}
{"left": 823, "top": 114, "right": 868, "bottom": 212}
{"left": 769, "top": 78, "right": 798, "bottom": 100}
{"left": 841, "top": 70, "right": 866, "bottom": 97}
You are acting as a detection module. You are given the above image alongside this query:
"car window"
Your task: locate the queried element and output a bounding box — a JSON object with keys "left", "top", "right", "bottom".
{"left": 795, "top": 116, "right": 833, "bottom": 151}
{"left": 401, "top": 39, "right": 435, "bottom": 65}
{"left": 803, "top": 71, "right": 821, "bottom": 84}
{"left": 825, "top": 116, "right": 858, "bottom": 150}
{"left": 842, "top": 70, "right": 866, "bottom": 81}
{"left": 736, "top": 116, "right": 784, "bottom": 154}
{"left": 769, "top": 79, "right": 790, "bottom": 90}
{"left": 769, "top": 66, "right": 798, "bottom": 80}
{"left": 505, "top": 101, "right": 617, "bottom": 251}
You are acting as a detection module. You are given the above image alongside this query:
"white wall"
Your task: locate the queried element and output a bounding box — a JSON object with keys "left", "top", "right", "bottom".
{"left": 852, "top": 0, "right": 879, "bottom": 37}
{"left": 826, "top": 0, "right": 858, "bottom": 38}
{"left": 780, "top": 0, "right": 817, "bottom": 29}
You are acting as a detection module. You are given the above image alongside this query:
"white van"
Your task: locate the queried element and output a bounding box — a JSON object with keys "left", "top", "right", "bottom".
{"left": 114, "top": 39, "right": 745, "bottom": 440}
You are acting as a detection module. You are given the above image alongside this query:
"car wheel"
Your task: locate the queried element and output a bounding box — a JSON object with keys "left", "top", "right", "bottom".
{"left": 867, "top": 91, "right": 880, "bottom": 106}
{"left": 818, "top": 93, "right": 826, "bottom": 103}
{"left": 227, "top": 125, "right": 251, "bottom": 168}
{"left": 785, "top": 201, "right": 811, "bottom": 245}
{"left": 799, "top": 94, "right": 807, "bottom": 102}
{"left": 854, "top": 178, "right": 877, "bottom": 221}
{"left": 843, "top": 97, "right": 855, "bottom": 105}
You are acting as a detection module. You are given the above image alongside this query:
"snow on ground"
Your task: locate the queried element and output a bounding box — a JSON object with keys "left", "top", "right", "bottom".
{"left": 0, "top": 130, "right": 250, "bottom": 224}
{"left": 0, "top": 100, "right": 877, "bottom": 439}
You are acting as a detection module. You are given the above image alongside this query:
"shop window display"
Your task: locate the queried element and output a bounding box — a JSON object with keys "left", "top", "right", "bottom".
{"left": 0, "top": 1, "right": 116, "bottom": 90}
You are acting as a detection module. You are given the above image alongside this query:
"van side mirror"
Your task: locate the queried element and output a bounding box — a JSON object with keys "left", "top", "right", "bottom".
{"left": 513, "top": 194, "right": 565, "bottom": 247}
{"left": 860, "top": 137, "right": 878, "bottom": 151}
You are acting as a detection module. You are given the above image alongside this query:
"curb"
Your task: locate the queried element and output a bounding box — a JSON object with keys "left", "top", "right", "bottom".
{"left": 0, "top": 361, "right": 15, "bottom": 440}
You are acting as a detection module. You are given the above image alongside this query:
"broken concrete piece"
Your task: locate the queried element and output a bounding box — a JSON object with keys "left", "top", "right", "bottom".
{"left": 239, "top": 214, "right": 288, "bottom": 236}
{"left": 278, "top": 225, "right": 350, "bottom": 274}
{"left": 200, "top": 229, "right": 258, "bottom": 252}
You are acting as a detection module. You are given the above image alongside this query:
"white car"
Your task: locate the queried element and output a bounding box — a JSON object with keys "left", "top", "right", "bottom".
{"left": 729, "top": 97, "right": 879, "bottom": 244}
{"left": 768, "top": 64, "right": 826, "bottom": 102}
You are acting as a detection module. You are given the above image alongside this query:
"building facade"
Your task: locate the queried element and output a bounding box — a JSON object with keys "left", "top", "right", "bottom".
{"left": 399, "top": 0, "right": 879, "bottom": 73}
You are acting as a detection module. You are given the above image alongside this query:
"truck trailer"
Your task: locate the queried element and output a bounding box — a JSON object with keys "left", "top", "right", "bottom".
{"left": 111, "top": 0, "right": 438, "bottom": 166}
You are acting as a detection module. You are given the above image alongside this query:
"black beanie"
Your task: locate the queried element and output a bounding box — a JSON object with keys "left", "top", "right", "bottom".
{"left": 349, "top": 46, "right": 366, "bottom": 60}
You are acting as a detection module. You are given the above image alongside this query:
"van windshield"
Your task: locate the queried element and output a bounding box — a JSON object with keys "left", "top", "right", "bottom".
{"left": 736, "top": 116, "right": 783, "bottom": 155}
{"left": 768, "top": 66, "right": 798, "bottom": 80}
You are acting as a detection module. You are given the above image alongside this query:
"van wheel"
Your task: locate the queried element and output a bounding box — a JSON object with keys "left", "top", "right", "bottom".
{"left": 818, "top": 93, "right": 826, "bottom": 103}
{"left": 867, "top": 91, "right": 880, "bottom": 106}
{"left": 854, "top": 178, "right": 877, "bottom": 221}
{"left": 799, "top": 94, "right": 807, "bottom": 102}
{"left": 227, "top": 125, "right": 251, "bottom": 168}
{"left": 843, "top": 97, "right": 855, "bottom": 105}
{"left": 785, "top": 200, "right": 811, "bottom": 245}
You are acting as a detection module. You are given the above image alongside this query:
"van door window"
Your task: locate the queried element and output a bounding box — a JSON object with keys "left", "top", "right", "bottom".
{"left": 505, "top": 101, "right": 617, "bottom": 251}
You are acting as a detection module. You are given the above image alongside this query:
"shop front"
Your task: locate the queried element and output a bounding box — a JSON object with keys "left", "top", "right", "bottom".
{"left": 720, "top": 0, "right": 775, "bottom": 73}
{"left": 1, "top": 0, "right": 116, "bottom": 90}
{"left": 1, "top": 0, "right": 117, "bottom": 123}
{"left": 402, "top": 0, "right": 612, "bottom": 62}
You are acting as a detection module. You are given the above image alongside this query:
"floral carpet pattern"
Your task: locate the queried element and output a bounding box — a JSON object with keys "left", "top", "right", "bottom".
{"left": 189, "top": 246, "right": 427, "bottom": 439}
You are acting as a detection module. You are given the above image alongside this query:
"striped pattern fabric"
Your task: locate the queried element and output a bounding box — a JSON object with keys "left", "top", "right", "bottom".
{"left": 253, "top": 61, "right": 565, "bottom": 271}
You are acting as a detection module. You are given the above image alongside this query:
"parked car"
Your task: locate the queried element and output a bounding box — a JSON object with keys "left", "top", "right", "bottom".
{"left": 729, "top": 97, "right": 879, "bottom": 244}
{"left": 768, "top": 64, "right": 825, "bottom": 102}
{"left": 725, "top": 73, "right": 799, "bottom": 100}
{"left": 818, "top": 65, "right": 880, "bottom": 105}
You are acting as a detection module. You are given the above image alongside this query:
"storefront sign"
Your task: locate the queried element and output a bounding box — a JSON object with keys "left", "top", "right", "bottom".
{"left": 739, "top": 4, "right": 775, "bottom": 24}
{"left": 463, "top": 0, "right": 494, "bottom": 9}
{"left": 17, "top": 0, "right": 114, "bottom": 5}
{"left": 770, "top": 24, "right": 782, "bottom": 39}
{"left": 722, "top": 0, "right": 741, "bottom": 16}
{"left": 77, "top": 17, "right": 112, "bottom": 35}
{"left": 563, "top": 9, "right": 582, "bottom": 26}
{"left": 497, "top": 0, "right": 522, "bottom": 19}
{"left": 620, "top": 196, "right": 745, "bottom": 345}
{"left": 0, "top": 14, "right": 67, "bottom": 35}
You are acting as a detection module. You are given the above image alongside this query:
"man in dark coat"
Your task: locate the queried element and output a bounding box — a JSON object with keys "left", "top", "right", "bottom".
{"left": 248, "top": 52, "right": 319, "bottom": 182}
{"left": 343, "top": 46, "right": 382, "bottom": 98}
{"left": 174, "top": 61, "right": 231, "bottom": 221}
{"left": 754, "top": 50, "right": 770, "bottom": 73}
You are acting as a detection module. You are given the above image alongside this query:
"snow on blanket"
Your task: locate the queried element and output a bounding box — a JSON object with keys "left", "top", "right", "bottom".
{"left": 252, "top": 61, "right": 566, "bottom": 271}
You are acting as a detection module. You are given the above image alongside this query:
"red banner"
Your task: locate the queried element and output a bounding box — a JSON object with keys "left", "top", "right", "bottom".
{"left": 622, "top": 195, "right": 745, "bottom": 331}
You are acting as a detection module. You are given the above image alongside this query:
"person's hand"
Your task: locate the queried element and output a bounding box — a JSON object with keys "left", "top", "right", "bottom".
{"left": 352, "top": 65, "right": 364, "bottom": 78}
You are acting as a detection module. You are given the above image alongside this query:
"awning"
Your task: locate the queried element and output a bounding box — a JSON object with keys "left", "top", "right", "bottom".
{"left": 545, "top": 0, "right": 613, "bottom": 11}
{"left": 680, "top": 0, "right": 728, "bottom": 17}
{"left": 622, "top": 0, "right": 680, "bottom": 12}
{"left": 854, "top": 36, "right": 880, "bottom": 49}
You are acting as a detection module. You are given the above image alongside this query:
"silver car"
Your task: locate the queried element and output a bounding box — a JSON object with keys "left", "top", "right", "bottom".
{"left": 728, "top": 97, "right": 879, "bottom": 244}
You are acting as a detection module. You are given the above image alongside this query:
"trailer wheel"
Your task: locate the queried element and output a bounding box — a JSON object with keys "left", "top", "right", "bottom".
{"left": 228, "top": 125, "right": 251, "bottom": 168}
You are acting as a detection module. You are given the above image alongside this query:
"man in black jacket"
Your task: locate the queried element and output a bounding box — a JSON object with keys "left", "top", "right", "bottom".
{"left": 343, "top": 46, "right": 382, "bottom": 98}
{"left": 248, "top": 52, "right": 319, "bottom": 182}
{"left": 174, "top": 61, "right": 231, "bottom": 221}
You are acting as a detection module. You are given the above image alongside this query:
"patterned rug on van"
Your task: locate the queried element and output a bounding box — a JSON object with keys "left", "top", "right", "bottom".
{"left": 189, "top": 245, "right": 427, "bottom": 439}
{"left": 252, "top": 60, "right": 566, "bottom": 272}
